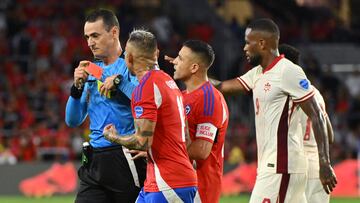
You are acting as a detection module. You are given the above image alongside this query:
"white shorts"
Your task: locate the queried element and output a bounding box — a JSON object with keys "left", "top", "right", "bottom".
{"left": 194, "top": 190, "right": 201, "bottom": 203}
{"left": 249, "top": 172, "right": 307, "bottom": 203}
{"left": 305, "top": 178, "right": 330, "bottom": 203}
{"left": 305, "top": 149, "right": 320, "bottom": 179}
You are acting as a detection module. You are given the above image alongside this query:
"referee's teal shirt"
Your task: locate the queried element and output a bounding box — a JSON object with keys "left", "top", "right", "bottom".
{"left": 65, "top": 58, "right": 138, "bottom": 148}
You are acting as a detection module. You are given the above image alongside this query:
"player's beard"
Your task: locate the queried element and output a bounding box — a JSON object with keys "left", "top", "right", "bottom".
{"left": 249, "top": 54, "right": 262, "bottom": 67}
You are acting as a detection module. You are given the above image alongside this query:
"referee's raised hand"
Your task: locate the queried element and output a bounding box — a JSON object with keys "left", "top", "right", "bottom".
{"left": 99, "top": 75, "right": 117, "bottom": 96}
{"left": 74, "top": 61, "right": 89, "bottom": 89}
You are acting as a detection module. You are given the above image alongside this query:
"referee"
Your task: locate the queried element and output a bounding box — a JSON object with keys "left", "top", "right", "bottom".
{"left": 65, "top": 9, "right": 146, "bottom": 203}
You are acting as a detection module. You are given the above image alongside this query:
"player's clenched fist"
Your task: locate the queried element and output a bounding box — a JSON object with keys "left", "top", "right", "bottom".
{"left": 103, "top": 124, "right": 118, "bottom": 143}
{"left": 74, "top": 61, "right": 90, "bottom": 89}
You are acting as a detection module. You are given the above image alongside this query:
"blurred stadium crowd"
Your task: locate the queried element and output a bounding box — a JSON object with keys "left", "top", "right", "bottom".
{"left": 0, "top": 0, "right": 359, "bottom": 170}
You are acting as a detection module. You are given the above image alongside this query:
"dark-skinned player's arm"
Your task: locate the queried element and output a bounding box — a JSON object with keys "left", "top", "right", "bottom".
{"left": 209, "top": 78, "right": 246, "bottom": 95}
{"left": 325, "top": 115, "right": 335, "bottom": 144}
{"left": 103, "top": 118, "right": 155, "bottom": 151}
{"left": 319, "top": 96, "right": 335, "bottom": 145}
{"left": 299, "top": 97, "right": 337, "bottom": 194}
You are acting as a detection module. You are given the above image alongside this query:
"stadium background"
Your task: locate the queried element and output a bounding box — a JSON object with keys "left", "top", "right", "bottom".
{"left": 0, "top": 0, "right": 359, "bottom": 202}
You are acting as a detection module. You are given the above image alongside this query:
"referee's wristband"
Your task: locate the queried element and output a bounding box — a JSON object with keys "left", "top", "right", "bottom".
{"left": 70, "top": 84, "right": 83, "bottom": 99}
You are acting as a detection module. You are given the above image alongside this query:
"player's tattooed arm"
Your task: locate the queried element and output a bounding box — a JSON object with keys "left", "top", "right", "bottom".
{"left": 103, "top": 119, "right": 155, "bottom": 151}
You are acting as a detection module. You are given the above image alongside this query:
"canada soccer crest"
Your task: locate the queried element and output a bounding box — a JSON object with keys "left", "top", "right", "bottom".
{"left": 264, "top": 82, "right": 271, "bottom": 92}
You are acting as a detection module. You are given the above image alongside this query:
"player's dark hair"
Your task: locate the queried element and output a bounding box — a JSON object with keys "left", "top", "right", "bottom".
{"left": 183, "top": 40, "right": 215, "bottom": 68}
{"left": 247, "top": 18, "right": 280, "bottom": 39}
{"left": 86, "top": 8, "right": 119, "bottom": 32}
{"left": 128, "top": 29, "right": 157, "bottom": 57}
{"left": 279, "top": 44, "right": 300, "bottom": 65}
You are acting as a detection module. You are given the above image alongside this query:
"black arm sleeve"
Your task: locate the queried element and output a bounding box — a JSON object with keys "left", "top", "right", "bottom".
{"left": 70, "top": 84, "right": 83, "bottom": 99}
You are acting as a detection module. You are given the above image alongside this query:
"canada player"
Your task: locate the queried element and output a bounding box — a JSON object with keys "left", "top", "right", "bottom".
{"left": 103, "top": 29, "right": 197, "bottom": 203}
{"left": 171, "top": 40, "right": 229, "bottom": 203}
{"left": 210, "top": 19, "right": 337, "bottom": 202}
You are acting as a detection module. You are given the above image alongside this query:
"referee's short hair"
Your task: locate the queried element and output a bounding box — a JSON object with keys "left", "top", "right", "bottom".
{"left": 86, "top": 8, "right": 120, "bottom": 32}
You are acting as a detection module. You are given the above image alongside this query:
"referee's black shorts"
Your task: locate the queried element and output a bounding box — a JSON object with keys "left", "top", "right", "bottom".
{"left": 75, "top": 145, "right": 147, "bottom": 203}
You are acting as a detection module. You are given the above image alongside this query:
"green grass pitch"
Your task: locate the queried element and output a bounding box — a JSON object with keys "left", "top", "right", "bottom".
{"left": 0, "top": 195, "right": 359, "bottom": 203}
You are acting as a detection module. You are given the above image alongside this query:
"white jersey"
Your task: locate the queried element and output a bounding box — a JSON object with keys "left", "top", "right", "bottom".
{"left": 296, "top": 87, "right": 327, "bottom": 178}
{"left": 238, "top": 55, "right": 314, "bottom": 174}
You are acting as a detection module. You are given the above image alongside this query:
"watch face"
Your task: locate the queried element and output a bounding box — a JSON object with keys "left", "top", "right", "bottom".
{"left": 114, "top": 77, "right": 120, "bottom": 84}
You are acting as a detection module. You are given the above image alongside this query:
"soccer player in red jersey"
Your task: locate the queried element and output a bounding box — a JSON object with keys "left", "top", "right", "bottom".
{"left": 171, "top": 40, "right": 229, "bottom": 203}
{"left": 103, "top": 29, "right": 197, "bottom": 203}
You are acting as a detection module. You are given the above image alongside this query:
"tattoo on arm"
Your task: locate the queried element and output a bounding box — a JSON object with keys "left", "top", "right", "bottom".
{"left": 135, "top": 120, "right": 155, "bottom": 137}
{"left": 141, "top": 131, "right": 154, "bottom": 137}
{"left": 105, "top": 119, "right": 155, "bottom": 151}
{"left": 111, "top": 134, "right": 149, "bottom": 151}
{"left": 116, "top": 119, "right": 154, "bottom": 150}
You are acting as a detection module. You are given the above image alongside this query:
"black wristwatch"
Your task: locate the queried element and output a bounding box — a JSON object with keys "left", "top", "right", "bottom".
{"left": 113, "top": 74, "right": 123, "bottom": 88}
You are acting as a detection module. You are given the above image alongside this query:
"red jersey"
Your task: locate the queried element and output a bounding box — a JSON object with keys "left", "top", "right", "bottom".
{"left": 183, "top": 82, "right": 229, "bottom": 203}
{"left": 131, "top": 70, "right": 197, "bottom": 192}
